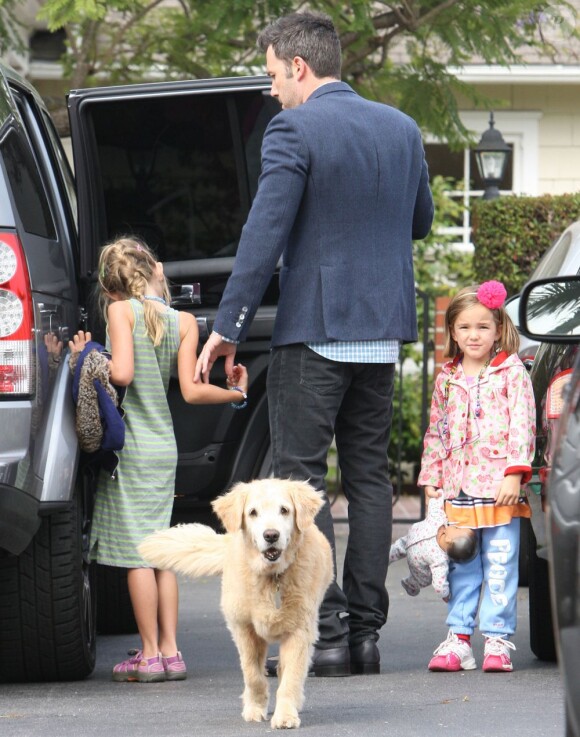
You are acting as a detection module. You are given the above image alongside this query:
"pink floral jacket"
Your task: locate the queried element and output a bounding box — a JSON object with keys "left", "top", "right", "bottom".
{"left": 417, "top": 352, "right": 536, "bottom": 500}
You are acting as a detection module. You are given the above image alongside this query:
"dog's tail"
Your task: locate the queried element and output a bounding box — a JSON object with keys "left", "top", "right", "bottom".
{"left": 138, "top": 524, "right": 226, "bottom": 577}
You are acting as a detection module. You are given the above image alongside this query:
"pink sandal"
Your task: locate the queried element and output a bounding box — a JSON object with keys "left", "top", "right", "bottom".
{"left": 162, "top": 651, "right": 187, "bottom": 680}
{"left": 112, "top": 650, "right": 166, "bottom": 682}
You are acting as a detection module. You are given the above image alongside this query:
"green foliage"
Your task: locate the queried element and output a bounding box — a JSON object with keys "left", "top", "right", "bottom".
{"left": 38, "top": 0, "right": 109, "bottom": 26}
{"left": 414, "top": 175, "right": 474, "bottom": 295}
{"left": 361, "top": 62, "right": 487, "bottom": 147}
{"left": 471, "top": 193, "right": 580, "bottom": 295}
{"left": 19, "top": 0, "right": 579, "bottom": 144}
{"left": 389, "top": 347, "right": 428, "bottom": 478}
{"left": 0, "top": 0, "right": 24, "bottom": 55}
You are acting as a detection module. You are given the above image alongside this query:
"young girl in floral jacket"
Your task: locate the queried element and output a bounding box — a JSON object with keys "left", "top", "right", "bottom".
{"left": 418, "top": 280, "right": 536, "bottom": 673}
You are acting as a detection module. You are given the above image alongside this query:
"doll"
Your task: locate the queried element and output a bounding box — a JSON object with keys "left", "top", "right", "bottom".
{"left": 389, "top": 496, "right": 477, "bottom": 600}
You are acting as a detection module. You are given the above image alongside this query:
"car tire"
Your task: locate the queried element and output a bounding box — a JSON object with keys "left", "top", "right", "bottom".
{"left": 0, "top": 487, "right": 96, "bottom": 682}
{"left": 528, "top": 524, "right": 557, "bottom": 662}
{"left": 96, "top": 565, "right": 138, "bottom": 635}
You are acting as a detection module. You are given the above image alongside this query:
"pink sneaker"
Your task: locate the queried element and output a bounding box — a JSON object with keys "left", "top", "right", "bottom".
{"left": 112, "top": 650, "right": 166, "bottom": 682}
{"left": 482, "top": 635, "right": 515, "bottom": 672}
{"left": 162, "top": 651, "right": 187, "bottom": 681}
{"left": 428, "top": 631, "right": 477, "bottom": 672}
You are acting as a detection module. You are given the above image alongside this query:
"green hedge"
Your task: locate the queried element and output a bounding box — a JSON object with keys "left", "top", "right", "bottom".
{"left": 471, "top": 193, "right": 580, "bottom": 295}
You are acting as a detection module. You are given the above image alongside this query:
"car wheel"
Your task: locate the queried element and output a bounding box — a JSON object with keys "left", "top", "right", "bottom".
{"left": 0, "top": 486, "right": 97, "bottom": 682}
{"left": 528, "top": 524, "right": 557, "bottom": 662}
{"left": 96, "top": 565, "right": 138, "bottom": 635}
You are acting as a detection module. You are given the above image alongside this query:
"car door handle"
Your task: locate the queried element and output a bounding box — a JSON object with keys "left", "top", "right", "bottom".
{"left": 170, "top": 284, "right": 201, "bottom": 306}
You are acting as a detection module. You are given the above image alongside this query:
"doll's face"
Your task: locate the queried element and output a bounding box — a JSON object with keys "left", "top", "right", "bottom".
{"left": 436, "top": 524, "right": 470, "bottom": 553}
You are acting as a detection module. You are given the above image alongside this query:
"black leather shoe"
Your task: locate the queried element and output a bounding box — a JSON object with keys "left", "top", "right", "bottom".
{"left": 265, "top": 655, "right": 279, "bottom": 677}
{"left": 308, "top": 646, "right": 351, "bottom": 677}
{"left": 350, "top": 640, "right": 380, "bottom": 675}
{"left": 265, "top": 645, "right": 351, "bottom": 678}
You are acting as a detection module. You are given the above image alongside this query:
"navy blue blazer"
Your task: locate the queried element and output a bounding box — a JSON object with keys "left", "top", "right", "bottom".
{"left": 213, "top": 81, "right": 434, "bottom": 347}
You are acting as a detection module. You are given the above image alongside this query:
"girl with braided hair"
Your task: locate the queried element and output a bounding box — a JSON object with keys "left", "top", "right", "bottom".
{"left": 69, "top": 237, "right": 248, "bottom": 682}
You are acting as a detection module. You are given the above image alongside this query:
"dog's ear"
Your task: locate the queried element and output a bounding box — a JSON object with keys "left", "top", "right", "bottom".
{"left": 288, "top": 481, "right": 325, "bottom": 531}
{"left": 212, "top": 483, "right": 248, "bottom": 533}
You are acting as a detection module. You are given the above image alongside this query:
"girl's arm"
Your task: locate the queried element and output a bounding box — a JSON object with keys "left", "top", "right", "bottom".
{"left": 177, "top": 312, "right": 248, "bottom": 405}
{"left": 107, "top": 300, "right": 135, "bottom": 386}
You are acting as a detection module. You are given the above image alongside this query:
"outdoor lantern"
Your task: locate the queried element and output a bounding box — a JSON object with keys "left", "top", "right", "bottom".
{"left": 474, "top": 113, "right": 511, "bottom": 200}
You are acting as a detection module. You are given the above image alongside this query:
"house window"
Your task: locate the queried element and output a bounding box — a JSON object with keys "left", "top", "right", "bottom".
{"left": 29, "top": 30, "right": 66, "bottom": 62}
{"left": 425, "top": 142, "right": 514, "bottom": 250}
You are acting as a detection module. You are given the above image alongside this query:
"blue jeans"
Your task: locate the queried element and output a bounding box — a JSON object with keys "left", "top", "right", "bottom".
{"left": 447, "top": 518, "right": 520, "bottom": 637}
{"left": 267, "top": 344, "right": 396, "bottom": 647}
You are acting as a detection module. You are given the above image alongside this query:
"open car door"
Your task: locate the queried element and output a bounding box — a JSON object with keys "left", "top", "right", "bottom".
{"left": 67, "top": 76, "right": 280, "bottom": 523}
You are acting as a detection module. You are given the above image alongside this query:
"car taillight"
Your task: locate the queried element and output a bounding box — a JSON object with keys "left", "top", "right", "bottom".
{"left": 545, "top": 369, "right": 573, "bottom": 420}
{"left": 0, "top": 233, "right": 34, "bottom": 395}
{"left": 521, "top": 355, "right": 535, "bottom": 372}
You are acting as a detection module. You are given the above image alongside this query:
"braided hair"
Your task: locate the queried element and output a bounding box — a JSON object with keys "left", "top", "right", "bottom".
{"left": 97, "top": 237, "right": 171, "bottom": 346}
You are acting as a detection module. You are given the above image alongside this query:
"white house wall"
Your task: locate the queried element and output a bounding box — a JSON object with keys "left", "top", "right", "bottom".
{"left": 532, "top": 85, "right": 580, "bottom": 194}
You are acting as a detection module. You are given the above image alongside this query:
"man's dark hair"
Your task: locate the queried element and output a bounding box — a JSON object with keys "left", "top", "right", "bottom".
{"left": 257, "top": 12, "right": 342, "bottom": 79}
{"left": 447, "top": 528, "right": 478, "bottom": 563}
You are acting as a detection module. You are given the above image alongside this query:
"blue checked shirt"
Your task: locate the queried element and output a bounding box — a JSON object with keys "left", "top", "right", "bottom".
{"left": 306, "top": 340, "right": 400, "bottom": 364}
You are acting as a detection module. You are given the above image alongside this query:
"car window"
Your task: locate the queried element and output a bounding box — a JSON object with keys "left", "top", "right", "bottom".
{"left": 85, "top": 90, "right": 279, "bottom": 263}
{"left": 531, "top": 231, "right": 573, "bottom": 279}
{"left": 41, "top": 110, "right": 78, "bottom": 230}
{"left": 0, "top": 128, "right": 56, "bottom": 239}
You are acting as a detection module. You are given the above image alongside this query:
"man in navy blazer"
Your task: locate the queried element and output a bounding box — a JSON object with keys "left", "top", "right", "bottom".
{"left": 196, "top": 12, "right": 434, "bottom": 677}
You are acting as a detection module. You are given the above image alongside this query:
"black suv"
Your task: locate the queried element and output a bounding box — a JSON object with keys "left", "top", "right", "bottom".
{"left": 0, "top": 64, "right": 280, "bottom": 682}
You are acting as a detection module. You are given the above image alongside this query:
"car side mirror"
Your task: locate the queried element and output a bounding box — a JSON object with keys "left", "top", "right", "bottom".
{"left": 518, "top": 274, "right": 580, "bottom": 343}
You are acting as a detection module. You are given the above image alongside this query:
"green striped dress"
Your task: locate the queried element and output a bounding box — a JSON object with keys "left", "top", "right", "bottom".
{"left": 89, "top": 299, "right": 180, "bottom": 567}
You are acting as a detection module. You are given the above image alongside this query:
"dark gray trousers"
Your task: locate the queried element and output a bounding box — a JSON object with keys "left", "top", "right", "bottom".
{"left": 267, "top": 344, "right": 395, "bottom": 647}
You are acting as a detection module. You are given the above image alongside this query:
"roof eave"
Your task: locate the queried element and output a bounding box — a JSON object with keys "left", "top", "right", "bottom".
{"left": 451, "top": 64, "right": 580, "bottom": 84}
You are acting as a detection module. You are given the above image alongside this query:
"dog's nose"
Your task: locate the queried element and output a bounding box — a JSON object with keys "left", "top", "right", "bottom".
{"left": 263, "top": 529, "right": 280, "bottom": 544}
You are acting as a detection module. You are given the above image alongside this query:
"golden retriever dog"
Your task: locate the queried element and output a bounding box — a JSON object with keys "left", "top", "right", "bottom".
{"left": 138, "top": 478, "right": 333, "bottom": 729}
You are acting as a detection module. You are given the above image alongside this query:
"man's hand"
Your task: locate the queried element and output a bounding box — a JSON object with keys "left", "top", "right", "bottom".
{"left": 194, "top": 331, "right": 238, "bottom": 383}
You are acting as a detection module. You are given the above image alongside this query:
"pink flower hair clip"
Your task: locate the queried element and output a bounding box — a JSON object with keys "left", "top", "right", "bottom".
{"left": 476, "top": 280, "right": 507, "bottom": 310}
